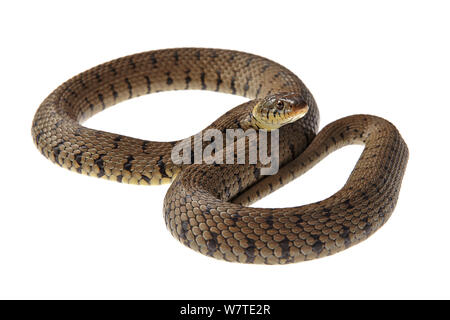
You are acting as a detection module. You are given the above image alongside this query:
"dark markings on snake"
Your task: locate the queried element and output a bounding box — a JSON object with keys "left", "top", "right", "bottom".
{"left": 141, "top": 174, "right": 151, "bottom": 184}
{"left": 116, "top": 175, "right": 123, "bottom": 183}
{"left": 185, "top": 76, "right": 191, "bottom": 89}
{"left": 230, "top": 77, "right": 236, "bottom": 94}
{"left": 378, "top": 207, "right": 386, "bottom": 219}
{"left": 180, "top": 220, "right": 189, "bottom": 240}
{"left": 245, "top": 247, "right": 256, "bottom": 263}
{"left": 95, "top": 154, "right": 106, "bottom": 178}
{"left": 253, "top": 167, "right": 261, "bottom": 180}
{"left": 255, "top": 83, "right": 262, "bottom": 98}
{"left": 166, "top": 72, "right": 173, "bottom": 85}
{"left": 110, "top": 84, "right": 118, "bottom": 101}
{"left": 79, "top": 77, "right": 87, "bottom": 89}
{"left": 340, "top": 226, "right": 351, "bottom": 247}
{"left": 265, "top": 216, "right": 274, "bottom": 228}
{"left": 181, "top": 220, "right": 189, "bottom": 231}
{"left": 200, "top": 72, "right": 207, "bottom": 90}
{"left": 231, "top": 213, "right": 240, "bottom": 223}
{"left": 215, "top": 71, "right": 222, "bottom": 91}
{"left": 210, "top": 50, "right": 218, "bottom": 59}
{"left": 67, "top": 88, "right": 77, "bottom": 98}
{"left": 124, "top": 78, "right": 133, "bottom": 98}
{"left": 129, "top": 58, "right": 136, "bottom": 69}
{"left": 289, "top": 143, "right": 295, "bottom": 158}
{"left": 35, "top": 132, "right": 41, "bottom": 145}
{"left": 184, "top": 69, "right": 191, "bottom": 89}
{"left": 261, "top": 64, "right": 270, "bottom": 73}
{"left": 150, "top": 54, "right": 157, "bottom": 67}
{"left": 157, "top": 156, "right": 169, "bottom": 178}
{"left": 206, "top": 231, "right": 219, "bottom": 256}
{"left": 95, "top": 73, "right": 101, "bottom": 83}
{"left": 243, "top": 78, "right": 250, "bottom": 97}
{"left": 236, "top": 176, "right": 243, "bottom": 192}
{"left": 109, "top": 65, "right": 117, "bottom": 76}
{"left": 203, "top": 206, "right": 212, "bottom": 216}
{"left": 279, "top": 239, "right": 290, "bottom": 259}
{"left": 123, "top": 155, "right": 134, "bottom": 172}
{"left": 75, "top": 152, "right": 83, "bottom": 173}
{"left": 144, "top": 76, "right": 151, "bottom": 93}
{"left": 63, "top": 97, "right": 71, "bottom": 108}
{"left": 343, "top": 199, "right": 354, "bottom": 209}
{"left": 195, "top": 50, "right": 201, "bottom": 60}
{"left": 164, "top": 207, "right": 170, "bottom": 224}
{"left": 294, "top": 214, "right": 303, "bottom": 227}
{"left": 224, "top": 187, "right": 231, "bottom": 199}
{"left": 234, "top": 118, "right": 242, "bottom": 129}
{"left": 372, "top": 183, "right": 380, "bottom": 193}
{"left": 85, "top": 97, "right": 94, "bottom": 111}
{"left": 206, "top": 239, "right": 217, "bottom": 256}
{"left": 303, "top": 131, "right": 311, "bottom": 144}
{"left": 53, "top": 140, "right": 65, "bottom": 165}
{"left": 173, "top": 51, "right": 179, "bottom": 65}
{"left": 244, "top": 237, "right": 256, "bottom": 263}
{"left": 98, "top": 93, "right": 105, "bottom": 110}
{"left": 142, "top": 141, "right": 150, "bottom": 154}
{"left": 312, "top": 241, "right": 324, "bottom": 255}
{"left": 228, "top": 53, "right": 236, "bottom": 62}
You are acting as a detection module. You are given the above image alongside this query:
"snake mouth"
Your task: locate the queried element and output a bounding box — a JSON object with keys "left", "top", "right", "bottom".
{"left": 287, "top": 101, "right": 309, "bottom": 123}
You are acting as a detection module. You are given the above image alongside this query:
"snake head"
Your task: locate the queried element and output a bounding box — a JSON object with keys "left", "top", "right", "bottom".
{"left": 252, "top": 93, "right": 309, "bottom": 130}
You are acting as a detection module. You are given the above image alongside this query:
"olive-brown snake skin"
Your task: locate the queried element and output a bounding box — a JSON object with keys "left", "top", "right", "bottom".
{"left": 31, "top": 48, "right": 408, "bottom": 264}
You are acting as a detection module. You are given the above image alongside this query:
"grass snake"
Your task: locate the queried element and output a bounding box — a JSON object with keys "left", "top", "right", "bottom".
{"left": 31, "top": 48, "right": 408, "bottom": 264}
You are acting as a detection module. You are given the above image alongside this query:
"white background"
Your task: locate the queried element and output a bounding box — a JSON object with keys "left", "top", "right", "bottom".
{"left": 0, "top": 0, "right": 449, "bottom": 299}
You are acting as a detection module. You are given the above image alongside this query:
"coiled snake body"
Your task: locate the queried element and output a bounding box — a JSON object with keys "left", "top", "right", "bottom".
{"left": 32, "top": 48, "right": 408, "bottom": 264}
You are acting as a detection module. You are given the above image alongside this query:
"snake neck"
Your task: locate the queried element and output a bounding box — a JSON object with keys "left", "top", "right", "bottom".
{"left": 238, "top": 112, "right": 266, "bottom": 131}
{"left": 248, "top": 114, "right": 278, "bottom": 131}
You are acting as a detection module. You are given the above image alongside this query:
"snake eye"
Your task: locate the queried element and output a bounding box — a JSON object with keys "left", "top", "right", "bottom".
{"left": 276, "top": 101, "right": 284, "bottom": 110}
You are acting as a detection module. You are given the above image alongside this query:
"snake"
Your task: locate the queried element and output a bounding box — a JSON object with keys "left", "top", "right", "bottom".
{"left": 31, "top": 48, "right": 408, "bottom": 264}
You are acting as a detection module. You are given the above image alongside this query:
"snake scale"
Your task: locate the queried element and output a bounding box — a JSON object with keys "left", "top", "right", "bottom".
{"left": 32, "top": 48, "right": 408, "bottom": 264}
